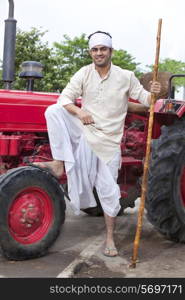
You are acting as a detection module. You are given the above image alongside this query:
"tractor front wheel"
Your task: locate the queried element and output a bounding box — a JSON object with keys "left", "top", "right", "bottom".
{"left": 0, "top": 166, "right": 66, "bottom": 260}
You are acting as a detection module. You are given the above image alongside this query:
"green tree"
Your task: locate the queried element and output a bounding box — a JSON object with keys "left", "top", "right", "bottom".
{"left": 112, "top": 49, "right": 142, "bottom": 77}
{"left": 54, "top": 35, "right": 142, "bottom": 89}
{"left": 1, "top": 28, "right": 142, "bottom": 92}
{"left": 13, "top": 27, "right": 55, "bottom": 92}
{"left": 53, "top": 34, "right": 92, "bottom": 91}
{"left": 148, "top": 58, "right": 185, "bottom": 88}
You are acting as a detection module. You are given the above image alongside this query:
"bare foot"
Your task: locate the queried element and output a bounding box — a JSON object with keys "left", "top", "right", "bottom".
{"left": 32, "top": 160, "right": 64, "bottom": 179}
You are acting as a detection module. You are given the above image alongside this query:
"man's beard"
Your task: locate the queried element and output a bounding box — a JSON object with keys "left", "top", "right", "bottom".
{"left": 94, "top": 57, "right": 111, "bottom": 67}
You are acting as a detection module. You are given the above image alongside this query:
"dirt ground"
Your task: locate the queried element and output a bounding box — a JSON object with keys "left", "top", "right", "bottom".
{"left": 1, "top": 199, "right": 185, "bottom": 280}
{"left": 72, "top": 201, "right": 185, "bottom": 278}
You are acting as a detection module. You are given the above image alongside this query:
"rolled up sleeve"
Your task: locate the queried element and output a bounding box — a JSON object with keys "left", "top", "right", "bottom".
{"left": 129, "top": 72, "right": 150, "bottom": 107}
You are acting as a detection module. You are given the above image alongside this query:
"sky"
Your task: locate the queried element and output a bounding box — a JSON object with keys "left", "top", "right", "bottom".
{"left": 0, "top": 0, "right": 185, "bottom": 72}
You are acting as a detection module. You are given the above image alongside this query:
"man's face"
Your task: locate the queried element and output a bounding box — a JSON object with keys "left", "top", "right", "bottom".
{"left": 89, "top": 45, "right": 112, "bottom": 67}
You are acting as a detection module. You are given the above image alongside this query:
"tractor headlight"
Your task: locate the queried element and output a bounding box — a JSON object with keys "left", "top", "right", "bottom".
{"left": 19, "top": 61, "right": 43, "bottom": 79}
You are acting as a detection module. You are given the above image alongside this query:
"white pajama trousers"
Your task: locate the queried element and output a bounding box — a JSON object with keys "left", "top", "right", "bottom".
{"left": 45, "top": 103, "right": 121, "bottom": 217}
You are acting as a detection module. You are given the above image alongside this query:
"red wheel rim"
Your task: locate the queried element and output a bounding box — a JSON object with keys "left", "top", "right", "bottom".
{"left": 180, "top": 167, "right": 185, "bottom": 207}
{"left": 8, "top": 187, "right": 54, "bottom": 244}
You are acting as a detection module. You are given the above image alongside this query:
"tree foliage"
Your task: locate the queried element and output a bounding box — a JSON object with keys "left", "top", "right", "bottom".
{"left": 112, "top": 49, "right": 142, "bottom": 77}
{"left": 1, "top": 28, "right": 143, "bottom": 92}
{"left": 52, "top": 34, "right": 92, "bottom": 91}
{"left": 14, "top": 28, "right": 55, "bottom": 91}
{"left": 0, "top": 28, "right": 56, "bottom": 91}
{"left": 148, "top": 58, "right": 185, "bottom": 87}
{"left": 5, "top": 28, "right": 185, "bottom": 93}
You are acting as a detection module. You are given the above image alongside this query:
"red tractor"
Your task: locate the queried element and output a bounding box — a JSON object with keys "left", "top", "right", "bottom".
{"left": 0, "top": 1, "right": 185, "bottom": 260}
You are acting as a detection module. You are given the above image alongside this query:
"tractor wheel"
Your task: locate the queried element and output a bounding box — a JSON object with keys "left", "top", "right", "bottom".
{"left": 146, "top": 117, "right": 185, "bottom": 242}
{"left": 0, "top": 166, "right": 66, "bottom": 260}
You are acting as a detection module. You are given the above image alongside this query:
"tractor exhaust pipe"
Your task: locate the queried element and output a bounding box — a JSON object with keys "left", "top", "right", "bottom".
{"left": 2, "top": 0, "right": 17, "bottom": 89}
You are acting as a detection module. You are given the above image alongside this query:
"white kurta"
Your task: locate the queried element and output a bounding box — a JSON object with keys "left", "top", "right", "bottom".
{"left": 46, "top": 63, "right": 150, "bottom": 217}
{"left": 45, "top": 104, "right": 121, "bottom": 217}
{"left": 58, "top": 63, "right": 150, "bottom": 163}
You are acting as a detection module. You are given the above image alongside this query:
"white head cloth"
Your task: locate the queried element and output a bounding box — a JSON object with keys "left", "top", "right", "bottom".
{"left": 89, "top": 32, "right": 112, "bottom": 49}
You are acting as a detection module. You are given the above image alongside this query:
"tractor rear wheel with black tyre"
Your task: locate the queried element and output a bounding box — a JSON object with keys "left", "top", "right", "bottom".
{"left": 0, "top": 166, "right": 66, "bottom": 260}
{"left": 146, "top": 117, "right": 185, "bottom": 242}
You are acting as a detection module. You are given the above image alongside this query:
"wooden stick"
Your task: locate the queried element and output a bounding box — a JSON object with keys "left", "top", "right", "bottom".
{"left": 130, "top": 18, "right": 162, "bottom": 268}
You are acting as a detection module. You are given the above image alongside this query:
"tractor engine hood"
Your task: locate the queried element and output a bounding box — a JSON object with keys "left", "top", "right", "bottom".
{"left": 0, "top": 90, "right": 60, "bottom": 132}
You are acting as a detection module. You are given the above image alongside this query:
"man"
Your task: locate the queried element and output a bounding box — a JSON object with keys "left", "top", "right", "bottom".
{"left": 34, "top": 31, "right": 161, "bottom": 257}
